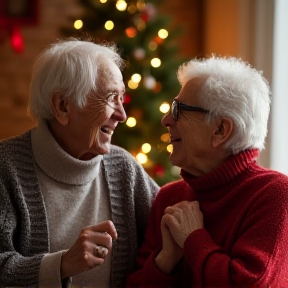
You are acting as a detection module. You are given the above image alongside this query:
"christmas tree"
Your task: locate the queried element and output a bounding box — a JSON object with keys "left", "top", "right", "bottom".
{"left": 61, "top": 0, "right": 186, "bottom": 185}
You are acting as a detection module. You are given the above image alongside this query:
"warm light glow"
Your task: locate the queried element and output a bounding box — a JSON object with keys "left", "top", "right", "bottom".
{"left": 128, "top": 80, "right": 139, "bottom": 89}
{"left": 131, "top": 73, "right": 141, "bottom": 83}
{"left": 126, "top": 117, "right": 137, "bottom": 127}
{"left": 125, "top": 27, "right": 137, "bottom": 38}
{"left": 74, "top": 20, "right": 83, "bottom": 29}
{"left": 100, "top": 0, "right": 107, "bottom": 3}
{"left": 161, "top": 133, "right": 170, "bottom": 142}
{"left": 148, "top": 41, "right": 157, "bottom": 51}
{"left": 134, "top": 48, "right": 145, "bottom": 60}
{"left": 141, "top": 143, "right": 151, "bottom": 153}
{"left": 136, "top": 153, "right": 148, "bottom": 164}
{"left": 104, "top": 21, "right": 114, "bottom": 30}
{"left": 128, "top": 4, "right": 137, "bottom": 14}
{"left": 167, "top": 144, "right": 173, "bottom": 153}
{"left": 116, "top": 0, "right": 127, "bottom": 11}
{"left": 144, "top": 76, "right": 156, "bottom": 89}
{"left": 158, "top": 29, "right": 168, "bottom": 39}
{"left": 159, "top": 102, "right": 170, "bottom": 113}
{"left": 151, "top": 58, "right": 161, "bottom": 68}
{"left": 136, "top": 1, "right": 146, "bottom": 11}
{"left": 136, "top": 20, "right": 146, "bottom": 31}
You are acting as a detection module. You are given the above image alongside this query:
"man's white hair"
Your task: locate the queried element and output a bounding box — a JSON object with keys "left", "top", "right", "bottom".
{"left": 177, "top": 56, "right": 271, "bottom": 154}
{"left": 28, "top": 37, "right": 125, "bottom": 120}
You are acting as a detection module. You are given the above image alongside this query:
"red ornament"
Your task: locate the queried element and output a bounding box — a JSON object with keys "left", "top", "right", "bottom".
{"left": 124, "top": 94, "right": 131, "bottom": 104}
{"left": 155, "top": 164, "right": 165, "bottom": 177}
{"left": 140, "top": 12, "right": 149, "bottom": 22}
{"left": 10, "top": 26, "right": 24, "bottom": 53}
{"left": 155, "top": 36, "right": 163, "bottom": 45}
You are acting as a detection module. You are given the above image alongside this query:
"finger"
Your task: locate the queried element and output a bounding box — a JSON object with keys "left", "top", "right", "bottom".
{"left": 84, "top": 252, "right": 104, "bottom": 270}
{"left": 80, "top": 231, "right": 113, "bottom": 252}
{"left": 94, "top": 245, "right": 108, "bottom": 258}
{"left": 191, "top": 200, "right": 200, "bottom": 209}
{"left": 164, "top": 206, "right": 174, "bottom": 214}
{"left": 83, "top": 220, "right": 118, "bottom": 239}
{"left": 162, "top": 214, "right": 179, "bottom": 230}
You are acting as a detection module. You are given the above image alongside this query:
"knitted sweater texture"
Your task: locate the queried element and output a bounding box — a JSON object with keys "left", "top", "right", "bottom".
{"left": 126, "top": 149, "right": 288, "bottom": 287}
{"left": 0, "top": 131, "right": 159, "bottom": 288}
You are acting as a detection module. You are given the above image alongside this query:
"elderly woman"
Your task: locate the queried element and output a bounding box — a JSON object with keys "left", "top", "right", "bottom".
{"left": 126, "top": 56, "right": 288, "bottom": 287}
{"left": 0, "top": 38, "right": 159, "bottom": 287}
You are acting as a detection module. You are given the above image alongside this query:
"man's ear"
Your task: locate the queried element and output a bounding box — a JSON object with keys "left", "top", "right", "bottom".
{"left": 212, "top": 117, "right": 233, "bottom": 147}
{"left": 51, "top": 92, "right": 70, "bottom": 125}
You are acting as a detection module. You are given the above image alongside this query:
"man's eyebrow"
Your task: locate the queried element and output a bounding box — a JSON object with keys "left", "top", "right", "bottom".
{"left": 107, "top": 88, "right": 126, "bottom": 95}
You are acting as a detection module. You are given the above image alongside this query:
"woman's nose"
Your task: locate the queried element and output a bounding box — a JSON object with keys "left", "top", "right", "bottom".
{"left": 161, "top": 111, "right": 174, "bottom": 127}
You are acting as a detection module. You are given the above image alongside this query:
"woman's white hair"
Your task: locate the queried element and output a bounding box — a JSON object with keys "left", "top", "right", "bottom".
{"left": 28, "top": 37, "right": 126, "bottom": 120}
{"left": 177, "top": 56, "right": 271, "bottom": 154}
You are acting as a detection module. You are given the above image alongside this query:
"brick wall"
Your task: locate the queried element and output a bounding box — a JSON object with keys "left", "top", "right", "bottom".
{"left": 0, "top": 0, "right": 82, "bottom": 140}
{"left": 0, "top": 0, "right": 202, "bottom": 141}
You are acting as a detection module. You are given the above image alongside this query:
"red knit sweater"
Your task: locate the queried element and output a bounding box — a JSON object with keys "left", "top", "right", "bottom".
{"left": 126, "top": 150, "right": 288, "bottom": 287}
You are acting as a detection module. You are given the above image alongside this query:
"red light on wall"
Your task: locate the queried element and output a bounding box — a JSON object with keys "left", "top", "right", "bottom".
{"left": 10, "top": 26, "right": 23, "bottom": 53}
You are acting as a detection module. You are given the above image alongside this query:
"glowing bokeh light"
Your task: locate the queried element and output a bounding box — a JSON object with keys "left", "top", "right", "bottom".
{"left": 151, "top": 58, "right": 161, "bottom": 68}
{"left": 148, "top": 41, "right": 157, "bottom": 51}
{"left": 125, "top": 27, "right": 137, "bottom": 37}
{"left": 167, "top": 144, "right": 173, "bottom": 153}
{"left": 136, "top": 21, "right": 146, "bottom": 31}
{"left": 161, "top": 133, "right": 170, "bottom": 142}
{"left": 104, "top": 21, "right": 114, "bottom": 30}
{"left": 131, "top": 73, "right": 141, "bottom": 83}
{"left": 137, "top": 1, "right": 146, "bottom": 11}
{"left": 128, "top": 4, "right": 137, "bottom": 13}
{"left": 126, "top": 117, "right": 137, "bottom": 127}
{"left": 159, "top": 102, "right": 170, "bottom": 113}
{"left": 158, "top": 29, "right": 168, "bottom": 39}
{"left": 143, "top": 76, "right": 156, "bottom": 89}
{"left": 141, "top": 143, "right": 151, "bottom": 153}
{"left": 136, "top": 153, "right": 148, "bottom": 164}
{"left": 128, "top": 80, "right": 138, "bottom": 89}
{"left": 74, "top": 20, "right": 83, "bottom": 29}
{"left": 116, "top": 0, "right": 127, "bottom": 11}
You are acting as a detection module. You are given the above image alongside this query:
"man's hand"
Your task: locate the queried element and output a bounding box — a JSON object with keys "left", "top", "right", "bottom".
{"left": 60, "top": 220, "right": 117, "bottom": 279}
{"left": 162, "top": 201, "right": 203, "bottom": 248}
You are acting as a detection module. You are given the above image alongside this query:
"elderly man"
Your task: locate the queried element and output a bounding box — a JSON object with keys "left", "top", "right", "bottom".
{"left": 126, "top": 56, "right": 288, "bottom": 287}
{"left": 0, "top": 37, "right": 159, "bottom": 287}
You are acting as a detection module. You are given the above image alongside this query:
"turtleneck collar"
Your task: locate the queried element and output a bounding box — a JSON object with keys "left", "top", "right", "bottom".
{"left": 31, "top": 120, "right": 103, "bottom": 185}
{"left": 180, "top": 149, "right": 259, "bottom": 198}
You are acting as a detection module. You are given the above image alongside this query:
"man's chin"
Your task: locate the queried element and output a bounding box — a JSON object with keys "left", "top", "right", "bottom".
{"left": 79, "top": 144, "right": 111, "bottom": 160}
{"left": 97, "top": 143, "right": 111, "bottom": 155}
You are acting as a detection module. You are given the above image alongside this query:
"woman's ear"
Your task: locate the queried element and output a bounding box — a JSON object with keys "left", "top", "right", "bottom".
{"left": 212, "top": 117, "right": 233, "bottom": 147}
{"left": 51, "top": 92, "right": 70, "bottom": 125}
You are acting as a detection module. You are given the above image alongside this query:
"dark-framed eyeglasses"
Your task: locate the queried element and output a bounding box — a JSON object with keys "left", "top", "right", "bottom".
{"left": 171, "top": 98, "right": 209, "bottom": 121}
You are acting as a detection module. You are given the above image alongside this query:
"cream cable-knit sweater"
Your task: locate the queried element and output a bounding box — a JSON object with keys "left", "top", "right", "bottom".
{"left": 32, "top": 120, "right": 112, "bottom": 287}
{"left": 0, "top": 123, "right": 159, "bottom": 288}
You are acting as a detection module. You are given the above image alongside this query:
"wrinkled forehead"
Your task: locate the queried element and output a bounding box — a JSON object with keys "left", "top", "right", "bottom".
{"left": 97, "top": 60, "right": 124, "bottom": 90}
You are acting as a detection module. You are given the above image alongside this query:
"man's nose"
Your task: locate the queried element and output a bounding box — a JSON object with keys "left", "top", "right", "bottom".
{"left": 113, "top": 103, "right": 127, "bottom": 123}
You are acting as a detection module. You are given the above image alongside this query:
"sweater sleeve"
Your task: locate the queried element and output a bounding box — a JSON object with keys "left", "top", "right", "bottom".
{"left": 38, "top": 251, "right": 67, "bottom": 288}
{"left": 0, "top": 134, "right": 50, "bottom": 286}
{"left": 0, "top": 180, "right": 44, "bottom": 286}
{"left": 183, "top": 181, "right": 288, "bottom": 287}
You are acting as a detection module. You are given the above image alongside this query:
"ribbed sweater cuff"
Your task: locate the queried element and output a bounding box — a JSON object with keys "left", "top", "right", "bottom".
{"left": 142, "top": 250, "right": 180, "bottom": 287}
{"left": 183, "top": 229, "right": 223, "bottom": 276}
{"left": 39, "top": 250, "right": 67, "bottom": 288}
